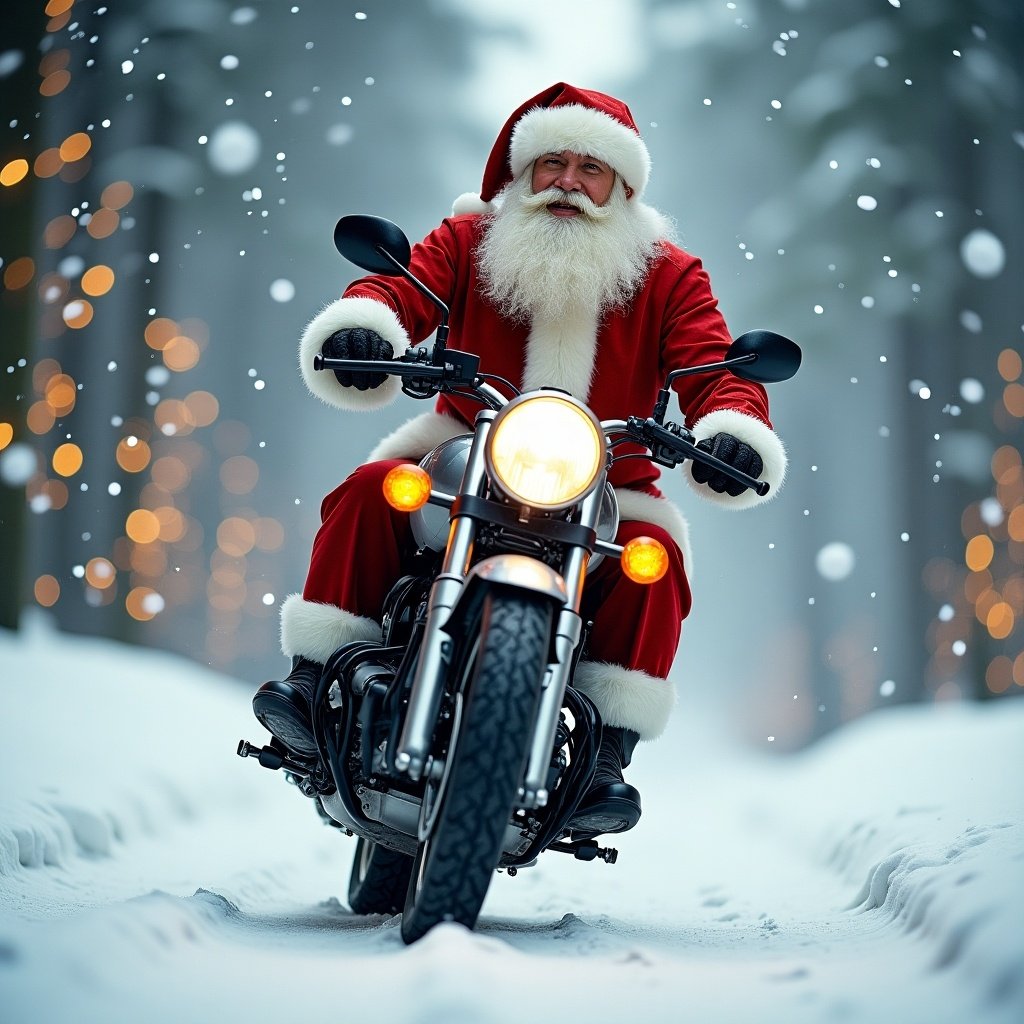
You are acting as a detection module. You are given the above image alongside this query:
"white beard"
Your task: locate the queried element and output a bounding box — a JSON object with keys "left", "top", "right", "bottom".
{"left": 476, "top": 173, "right": 670, "bottom": 398}
{"left": 478, "top": 175, "right": 666, "bottom": 325}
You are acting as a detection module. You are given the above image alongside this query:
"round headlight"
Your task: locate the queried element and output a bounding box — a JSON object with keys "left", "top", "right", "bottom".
{"left": 486, "top": 393, "right": 605, "bottom": 510}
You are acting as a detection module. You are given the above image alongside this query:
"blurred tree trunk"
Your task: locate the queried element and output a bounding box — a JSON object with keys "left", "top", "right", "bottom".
{"left": 0, "top": 5, "right": 46, "bottom": 630}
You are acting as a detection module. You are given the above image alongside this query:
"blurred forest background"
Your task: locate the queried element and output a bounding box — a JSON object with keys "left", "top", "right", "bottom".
{"left": 1, "top": 0, "right": 1021, "bottom": 748}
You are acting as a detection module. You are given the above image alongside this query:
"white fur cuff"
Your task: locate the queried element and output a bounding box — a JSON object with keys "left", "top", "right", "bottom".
{"left": 298, "top": 296, "right": 411, "bottom": 411}
{"left": 367, "top": 409, "right": 470, "bottom": 463}
{"left": 279, "top": 594, "right": 381, "bottom": 662}
{"left": 684, "top": 409, "right": 787, "bottom": 510}
{"left": 573, "top": 661, "right": 675, "bottom": 740}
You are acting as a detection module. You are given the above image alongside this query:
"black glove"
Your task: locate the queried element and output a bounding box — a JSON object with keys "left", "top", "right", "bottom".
{"left": 691, "top": 431, "right": 763, "bottom": 496}
{"left": 321, "top": 327, "right": 394, "bottom": 390}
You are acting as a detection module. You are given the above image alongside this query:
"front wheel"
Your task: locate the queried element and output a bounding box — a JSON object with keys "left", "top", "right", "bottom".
{"left": 400, "top": 592, "right": 552, "bottom": 944}
{"left": 347, "top": 837, "right": 413, "bottom": 915}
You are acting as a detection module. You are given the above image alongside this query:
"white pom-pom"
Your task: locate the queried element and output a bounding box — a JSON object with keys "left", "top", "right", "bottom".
{"left": 451, "top": 192, "right": 495, "bottom": 216}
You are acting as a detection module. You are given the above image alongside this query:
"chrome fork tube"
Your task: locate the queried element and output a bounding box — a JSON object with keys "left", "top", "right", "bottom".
{"left": 518, "top": 481, "right": 605, "bottom": 809}
{"left": 394, "top": 412, "right": 496, "bottom": 780}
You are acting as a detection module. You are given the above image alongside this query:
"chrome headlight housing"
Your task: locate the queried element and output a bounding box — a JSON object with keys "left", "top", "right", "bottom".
{"left": 485, "top": 392, "right": 606, "bottom": 510}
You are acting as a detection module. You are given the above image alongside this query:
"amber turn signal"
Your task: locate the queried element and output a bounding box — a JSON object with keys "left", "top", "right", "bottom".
{"left": 382, "top": 464, "right": 432, "bottom": 512}
{"left": 621, "top": 535, "right": 670, "bottom": 584}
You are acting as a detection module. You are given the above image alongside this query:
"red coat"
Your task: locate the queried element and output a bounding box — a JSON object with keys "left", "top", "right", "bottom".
{"left": 325, "top": 214, "right": 776, "bottom": 495}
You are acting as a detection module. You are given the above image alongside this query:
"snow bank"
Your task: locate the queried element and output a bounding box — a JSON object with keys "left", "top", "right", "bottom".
{"left": 1, "top": 620, "right": 1022, "bottom": 1023}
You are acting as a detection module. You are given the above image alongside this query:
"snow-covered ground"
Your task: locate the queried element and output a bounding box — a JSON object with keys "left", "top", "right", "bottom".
{"left": 1, "top": 618, "right": 1022, "bottom": 1024}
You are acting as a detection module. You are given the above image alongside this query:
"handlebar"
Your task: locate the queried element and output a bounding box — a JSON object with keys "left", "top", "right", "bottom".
{"left": 313, "top": 354, "right": 448, "bottom": 381}
{"left": 315, "top": 357, "right": 769, "bottom": 496}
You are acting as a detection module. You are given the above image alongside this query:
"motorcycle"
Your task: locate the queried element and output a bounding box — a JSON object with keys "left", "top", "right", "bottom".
{"left": 238, "top": 215, "right": 800, "bottom": 944}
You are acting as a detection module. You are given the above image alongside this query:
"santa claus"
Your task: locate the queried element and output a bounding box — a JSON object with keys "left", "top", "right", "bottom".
{"left": 253, "top": 83, "right": 787, "bottom": 835}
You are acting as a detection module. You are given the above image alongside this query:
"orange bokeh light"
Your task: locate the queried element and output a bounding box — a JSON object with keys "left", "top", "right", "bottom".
{"left": 40, "top": 71, "right": 71, "bottom": 97}
{"left": 59, "top": 132, "right": 92, "bottom": 162}
{"left": 965, "top": 535, "right": 994, "bottom": 572}
{"left": 62, "top": 299, "right": 94, "bottom": 329}
{"left": 144, "top": 318, "right": 179, "bottom": 351}
{"left": 126, "top": 508, "right": 161, "bottom": 544}
{"left": 34, "top": 149, "right": 64, "bottom": 178}
{"left": 986, "top": 602, "right": 1015, "bottom": 640}
{"left": 3, "top": 257, "right": 34, "bottom": 289}
{"left": 27, "top": 401, "right": 56, "bottom": 434}
{"left": 34, "top": 575, "right": 60, "bottom": 607}
{"left": 86, "top": 207, "right": 119, "bottom": 239}
{"left": 85, "top": 557, "right": 117, "bottom": 589}
{"left": 0, "top": 423, "right": 13, "bottom": 451}
{"left": 0, "top": 159, "right": 29, "bottom": 187}
{"left": 101, "top": 181, "right": 134, "bottom": 210}
{"left": 52, "top": 442, "right": 83, "bottom": 477}
{"left": 81, "top": 265, "right": 115, "bottom": 296}
{"left": 116, "top": 436, "right": 152, "bottom": 473}
{"left": 45, "top": 0, "right": 74, "bottom": 15}
{"left": 1003, "top": 384, "right": 1024, "bottom": 418}
{"left": 163, "top": 336, "right": 201, "bottom": 372}
{"left": 43, "top": 214, "right": 76, "bottom": 248}
{"left": 217, "top": 517, "right": 257, "bottom": 557}
{"left": 151, "top": 456, "right": 191, "bottom": 492}
{"left": 126, "top": 587, "right": 164, "bottom": 622}
{"left": 184, "top": 391, "right": 219, "bottom": 427}
{"left": 998, "top": 349, "right": 1023, "bottom": 383}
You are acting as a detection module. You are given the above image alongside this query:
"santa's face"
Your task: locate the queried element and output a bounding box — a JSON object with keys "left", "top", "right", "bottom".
{"left": 477, "top": 164, "right": 661, "bottom": 325}
{"left": 530, "top": 151, "right": 617, "bottom": 213}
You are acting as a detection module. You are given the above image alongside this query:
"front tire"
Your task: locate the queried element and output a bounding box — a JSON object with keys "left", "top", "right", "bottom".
{"left": 400, "top": 592, "right": 551, "bottom": 944}
{"left": 347, "top": 837, "right": 413, "bottom": 915}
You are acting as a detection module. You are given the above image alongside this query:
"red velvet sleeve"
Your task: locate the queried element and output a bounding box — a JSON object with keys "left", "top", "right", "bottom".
{"left": 659, "top": 249, "right": 773, "bottom": 430}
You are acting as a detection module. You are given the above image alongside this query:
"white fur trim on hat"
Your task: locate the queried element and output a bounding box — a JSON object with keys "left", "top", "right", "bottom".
{"left": 613, "top": 488, "right": 693, "bottom": 578}
{"left": 298, "top": 296, "right": 411, "bottom": 411}
{"left": 451, "top": 192, "right": 496, "bottom": 217}
{"left": 574, "top": 661, "right": 675, "bottom": 740}
{"left": 510, "top": 104, "right": 651, "bottom": 197}
{"left": 367, "top": 409, "right": 469, "bottom": 463}
{"left": 684, "top": 408, "right": 787, "bottom": 510}
{"left": 279, "top": 594, "right": 381, "bottom": 662}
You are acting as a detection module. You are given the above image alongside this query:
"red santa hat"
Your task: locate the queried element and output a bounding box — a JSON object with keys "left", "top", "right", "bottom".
{"left": 452, "top": 82, "right": 652, "bottom": 216}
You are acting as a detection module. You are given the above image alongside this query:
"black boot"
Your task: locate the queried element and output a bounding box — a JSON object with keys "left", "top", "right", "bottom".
{"left": 568, "top": 727, "right": 642, "bottom": 835}
{"left": 252, "top": 657, "right": 322, "bottom": 757}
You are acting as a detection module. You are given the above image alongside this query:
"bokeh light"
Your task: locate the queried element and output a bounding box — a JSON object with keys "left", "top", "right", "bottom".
{"left": 116, "top": 436, "right": 152, "bottom": 473}
{"left": 81, "top": 265, "right": 115, "bottom": 296}
{"left": 52, "top": 442, "right": 83, "bottom": 477}
{"left": 34, "top": 575, "right": 60, "bottom": 607}
{"left": 0, "top": 159, "right": 29, "bottom": 187}
{"left": 85, "top": 557, "right": 116, "bottom": 589}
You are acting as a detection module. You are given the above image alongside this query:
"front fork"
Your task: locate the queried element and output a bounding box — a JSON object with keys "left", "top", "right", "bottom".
{"left": 393, "top": 411, "right": 495, "bottom": 780}
{"left": 392, "top": 411, "right": 602, "bottom": 799}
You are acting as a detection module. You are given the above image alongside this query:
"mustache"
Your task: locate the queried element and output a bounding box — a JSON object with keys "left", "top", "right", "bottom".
{"left": 518, "top": 186, "right": 611, "bottom": 221}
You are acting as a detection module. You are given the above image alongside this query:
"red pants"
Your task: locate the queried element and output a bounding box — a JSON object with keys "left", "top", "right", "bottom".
{"left": 302, "top": 461, "right": 692, "bottom": 680}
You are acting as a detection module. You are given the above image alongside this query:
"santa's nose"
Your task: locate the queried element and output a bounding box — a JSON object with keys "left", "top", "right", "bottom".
{"left": 553, "top": 169, "right": 583, "bottom": 191}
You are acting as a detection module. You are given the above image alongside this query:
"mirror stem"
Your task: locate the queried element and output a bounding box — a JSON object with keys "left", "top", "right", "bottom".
{"left": 665, "top": 352, "right": 757, "bottom": 387}
{"left": 373, "top": 245, "right": 451, "bottom": 352}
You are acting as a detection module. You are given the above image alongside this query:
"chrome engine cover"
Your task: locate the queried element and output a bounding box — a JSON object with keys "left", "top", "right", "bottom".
{"left": 410, "top": 435, "right": 618, "bottom": 570}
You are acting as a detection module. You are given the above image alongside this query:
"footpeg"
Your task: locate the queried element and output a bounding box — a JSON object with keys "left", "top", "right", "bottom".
{"left": 550, "top": 839, "right": 618, "bottom": 864}
{"left": 237, "top": 738, "right": 314, "bottom": 775}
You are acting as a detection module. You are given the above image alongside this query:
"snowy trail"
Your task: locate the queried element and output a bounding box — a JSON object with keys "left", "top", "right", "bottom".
{"left": 1, "top": 623, "right": 1022, "bottom": 1023}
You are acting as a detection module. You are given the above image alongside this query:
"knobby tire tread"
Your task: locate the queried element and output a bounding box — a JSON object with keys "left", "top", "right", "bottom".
{"left": 401, "top": 594, "right": 550, "bottom": 943}
{"left": 347, "top": 837, "right": 413, "bottom": 915}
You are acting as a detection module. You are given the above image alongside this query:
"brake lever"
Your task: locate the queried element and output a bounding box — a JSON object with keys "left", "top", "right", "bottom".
{"left": 628, "top": 416, "right": 770, "bottom": 496}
